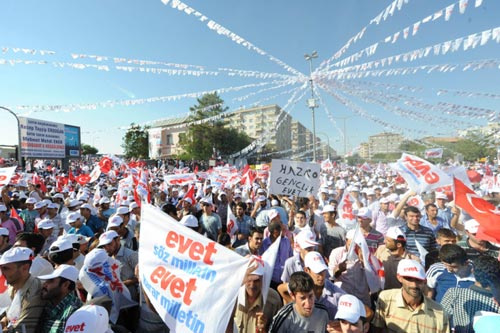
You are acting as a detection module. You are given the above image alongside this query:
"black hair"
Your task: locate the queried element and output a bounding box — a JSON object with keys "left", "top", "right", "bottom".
{"left": 436, "top": 228, "right": 456, "bottom": 239}
{"left": 297, "top": 197, "right": 309, "bottom": 209}
{"left": 59, "top": 277, "right": 76, "bottom": 291}
{"left": 236, "top": 202, "right": 247, "bottom": 211}
{"left": 217, "top": 233, "right": 231, "bottom": 247}
{"left": 161, "top": 203, "right": 177, "bottom": 216}
{"left": 48, "top": 249, "right": 73, "bottom": 265}
{"left": 295, "top": 210, "right": 307, "bottom": 218}
{"left": 268, "top": 221, "right": 282, "bottom": 234}
{"left": 439, "top": 244, "right": 467, "bottom": 265}
{"left": 404, "top": 206, "right": 421, "bottom": 216}
{"left": 289, "top": 271, "right": 314, "bottom": 294}
{"left": 15, "top": 232, "right": 44, "bottom": 255}
{"left": 473, "top": 255, "right": 500, "bottom": 289}
{"left": 425, "top": 203, "right": 437, "bottom": 211}
{"left": 249, "top": 227, "right": 264, "bottom": 237}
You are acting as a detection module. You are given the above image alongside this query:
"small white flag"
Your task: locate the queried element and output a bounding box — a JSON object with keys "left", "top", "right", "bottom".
{"left": 413, "top": 21, "right": 421, "bottom": 36}
{"left": 475, "top": 0, "right": 483, "bottom": 8}
{"left": 403, "top": 27, "right": 410, "bottom": 39}
{"left": 445, "top": 4, "right": 455, "bottom": 21}
{"left": 459, "top": 0, "right": 469, "bottom": 14}
{"left": 433, "top": 9, "right": 443, "bottom": 21}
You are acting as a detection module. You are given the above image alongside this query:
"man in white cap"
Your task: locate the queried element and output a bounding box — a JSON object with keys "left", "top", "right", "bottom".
{"left": 115, "top": 206, "right": 137, "bottom": 250}
{"left": 329, "top": 229, "right": 371, "bottom": 307}
{"left": 199, "top": 198, "right": 222, "bottom": 242}
{"left": 281, "top": 229, "right": 318, "bottom": 283}
{"left": 457, "top": 219, "right": 499, "bottom": 261}
{"left": 80, "top": 203, "right": 104, "bottom": 234}
{"left": 329, "top": 294, "right": 370, "bottom": 333}
{"left": 37, "top": 219, "right": 57, "bottom": 256}
{"left": 0, "top": 227, "right": 12, "bottom": 255}
{"left": 371, "top": 197, "right": 392, "bottom": 236}
{"left": 434, "top": 192, "right": 461, "bottom": 228}
{"left": 320, "top": 205, "right": 346, "bottom": 259}
{"left": 355, "top": 207, "right": 383, "bottom": 254}
{"left": 0, "top": 247, "right": 46, "bottom": 332}
{"left": 19, "top": 198, "right": 39, "bottom": 233}
{"left": 372, "top": 259, "right": 449, "bottom": 333}
{"left": 376, "top": 226, "right": 420, "bottom": 290}
{"left": 232, "top": 260, "right": 282, "bottom": 333}
{"left": 46, "top": 202, "right": 64, "bottom": 238}
{"left": 66, "top": 212, "right": 94, "bottom": 238}
{"left": 420, "top": 203, "right": 452, "bottom": 236}
{"left": 38, "top": 265, "right": 82, "bottom": 332}
{"left": 97, "top": 197, "right": 115, "bottom": 225}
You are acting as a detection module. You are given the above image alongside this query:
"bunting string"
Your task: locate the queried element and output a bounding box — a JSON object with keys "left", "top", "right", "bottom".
{"left": 328, "top": 0, "right": 480, "bottom": 69}
{"left": 13, "top": 80, "right": 282, "bottom": 113}
{"left": 232, "top": 79, "right": 298, "bottom": 102}
{"left": 318, "top": 0, "right": 412, "bottom": 71}
{"left": 159, "top": 0, "right": 306, "bottom": 78}
{"left": 321, "top": 26, "right": 500, "bottom": 77}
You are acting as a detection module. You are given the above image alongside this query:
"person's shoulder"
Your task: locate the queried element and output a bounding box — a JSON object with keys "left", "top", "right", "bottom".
{"left": 418, "top": 225, "right": 435, "bottom": 234}
{"left": 266, "top": 288, "right": 282, "bottom": 305}
{"left": 378, "top": 288, "right": 400, "bottom": 301}
{"left": 427, "top": 262, "right": 446, "bottom": 275}
{"left": 313, "top": 302, "right": 330, "bottom": 319}
{"left": 423, "top": 295, "right": 446, "bottom": 311}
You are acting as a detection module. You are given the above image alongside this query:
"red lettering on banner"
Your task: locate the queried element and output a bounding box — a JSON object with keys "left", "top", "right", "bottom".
{"left": 150, "top": 266, "right": 197, "bottom": 305}
{"left": 165, "top": 231, "right": 218, "bottom": 265}
{"left": 402, "top": 156, "right": 439, "bottom": 184}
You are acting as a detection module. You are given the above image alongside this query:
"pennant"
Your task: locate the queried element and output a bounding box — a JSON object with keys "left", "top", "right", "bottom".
{"left": 433, "top": 9, "right": 443, "bottom": 21}
{"left": 480, "top": 29, "right": 491, "bottom": 46}
{"left": 392, "top": 31, "right": 400, "bottom": 43}
{"left": 414, "top": 239, "right": 428, "bottom": 266}
{"left": 226, "top": 205, "right": 239, "bottom": 238}
{"left": 459, "top": 0, "right": 469, "bottom": 14}
{"left": 454, "top": 178, "right": 500, "bottom": 243}
{"left": 445, "top": 4, "right": 455, "bottom": 21}
{"left": 413, "top": 21, "right": 421, "bottom": 36}
{"left": 403, "top": 27, "right": 410, "bottom": 39}
{"left": 422, "top": 15, "right": 433, "bottom": 24}
{"left": 475, "top": 0, "right": 483, "bottom": 7}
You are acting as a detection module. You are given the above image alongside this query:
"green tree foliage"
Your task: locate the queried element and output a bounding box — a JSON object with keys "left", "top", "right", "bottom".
{"left": 346, "top": 153, "right": 365, "bottom": 166}
{"left": 179, "top": 92, "right": 251, "bottom": 160}
{"left": 122, "top": 123, "right": 149, "bottom": 159}
{"left": 371, "top": 152, "right": 401, "bottom": 162}
{"left": 81, "top": 144, "right": 98, "bottom": 155}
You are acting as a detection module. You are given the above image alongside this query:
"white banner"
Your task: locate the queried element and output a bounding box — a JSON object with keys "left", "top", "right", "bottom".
{"left": 0, "top": 167, "right": 17, "bottom": 190}
{"left": 269, "top": 159, "right": 321, "bottom": 198}
{"left": 390, "top": 153, "right": 452, "bottom": 193}
{"left": 424, "top": 148, "right": 443, "bottom": 159}
{"left": 139, "top": 204, "right": 249, "bottom": 333}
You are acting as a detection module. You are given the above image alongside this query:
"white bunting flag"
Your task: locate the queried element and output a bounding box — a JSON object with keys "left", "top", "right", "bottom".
{"left": 403, "top": 27, "right": 410, "bottom": 39}
{"left": 481, "top": 29, "right": 492, "bottom": 46}
{"left": 445, "top": 4, "right": 455, "bottom": 21}
{"left": 0, "top": 167, "right": 17, "bottom": 190}
{"left": 139, "top": 204, "right": 249, "bottom": 333}
{"left": 392, "top": 31, "right": 400, "bottom": 43}
{"left": 459, "top": 0, "right": 469, "bottom": 14}
{"left": 475, "top": 0, "right": 483, "bottom": 8}
{"left": 433, "top": 9, "right": 443, "bottom": 21}
{"left": 413, "top": 21, "right": 421, "bottom": 36}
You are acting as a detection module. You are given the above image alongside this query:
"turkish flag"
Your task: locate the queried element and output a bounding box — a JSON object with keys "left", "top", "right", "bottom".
{"left": 76, "top": 174, "right": 91, "bottom": 186}
{"left": 454, "top": 178, "right": 500, "bottom": 243}
{"left": 183, "top": 185, "right": 196, "bottom": 204}
{"left": 99, "top": 157, "right": 113, "bottom": 174}
{"left": 467, "top": 170, "right": 482, "bottom": 183}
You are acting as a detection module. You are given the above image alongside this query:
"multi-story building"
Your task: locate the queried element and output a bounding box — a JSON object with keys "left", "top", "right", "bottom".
{"left": 359, "top": 142, "right": 370, "bottom": 159}
{"left": 148, "top": 104, "right": 336, "bottom": 160}
{"left": 368, "top": 132, "right": 404, "bottom": 158}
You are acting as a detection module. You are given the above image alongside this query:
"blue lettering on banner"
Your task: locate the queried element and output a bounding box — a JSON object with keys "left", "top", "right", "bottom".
{"left": 142, "top": 274, "right": 205, "bottom": 333}
{"left": 153, "top": 245, "right": 217, "bottom": 282}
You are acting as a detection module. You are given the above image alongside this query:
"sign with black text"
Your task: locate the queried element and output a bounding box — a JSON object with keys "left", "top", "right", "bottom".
{"left": 269, "top": 159, "right": 320, "bottom": 197}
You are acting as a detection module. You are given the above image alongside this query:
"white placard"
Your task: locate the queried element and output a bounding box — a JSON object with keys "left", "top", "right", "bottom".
{"left": 269, "top": 159, "right": 321, "bottom": 198}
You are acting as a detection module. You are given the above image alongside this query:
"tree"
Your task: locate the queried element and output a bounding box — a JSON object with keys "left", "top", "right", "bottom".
{"left": 346, "top": 153, "right": 365, "bottom": 166}
{"left": 81, "top": 144, "right": 98, "bottom": 155}
{"left": 179, "top": 92, "right": 251, "bottom": 160}
{"left": 122, "top": 123, "right": 149, "bottom": 159}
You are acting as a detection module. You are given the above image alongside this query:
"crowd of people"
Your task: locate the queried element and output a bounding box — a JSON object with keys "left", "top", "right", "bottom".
{"left": 0, "top": 158, "right": 499, "bottom": 333}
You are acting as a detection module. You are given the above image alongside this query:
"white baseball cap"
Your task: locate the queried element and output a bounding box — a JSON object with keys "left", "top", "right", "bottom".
{"left": 64, "top": 305, "right": 112, "bottom": 333}
{"left": 53, "top": 193, "right": 64, "bottom": 200}
{"left": 106, "top": 215, "right": 123, "bottom": 229}
{"left": 295, "top": 230, "right": 319, "bottom": 250}
{"left": 180, "top": 215, "right": 198, "bottom": 228}
{"left": 386, "top": 226, "right": 406, "bottom": 241}
{"left": 0, "top": 228, "right": 9, "bottom": 237}
{"left": 34, "top": 201, "right": 47, "bottom": 210}
{"left": 129, "top": 202, "right": 139, "bottom": 210}
{"left": 80, "top": 203, "right": 93, "bottom": 210}
{"left": 435, "top": 192, "right": 448, "bottom": 200}
{"left": 116, "top": 206, "right": 129, "bottom": 215}
{"left": 355, "top": 207, "right": 372, "bottom": 220}
{"left": 39, "top": 264, "right": 79, "bottom": 282}
{"left": 335, "top": 294, "right": 367, "bottom": 324}
{"left": 49, "top": 238, "right": 74, "bottom": 253}
{"left": 68, "top": 199, "right": 81, "bottom": 208}
{"left": 25, "top": 198, "right": 37, "bottom": 204}
{"left": 304, "top": 251, "right": 328, "bottom": 273}
{"left": 256, "top": 195, "right": 267, "bottom": 202}
{"left": 98, "top": 197, "right": 110, "bottom": 205}
{"left": 267, "top": 209, "right": 280, "bottom": 221}
{"left": 397, "top": 259, "right": 426, "bottom": 280}
{"left": 464, "top": 219, "right": 480, "bottom": 234}
{"left": 66, "top": 212, "right": 82, "bottom": 224}
{"left": 379, "top": 197, "right": 390, "bottom": 204}
{"left": 322, "top": 204, "right": 336, "bottom": 214}
{"left": 83, "top": 249, "right": 109, "bottom": 268}
{"left": 98, "top": 231, "right": 119, "bottom": 247}
{"left": 37, "top": 219, "right": 55, "bottom": 230}
{"left": 0, "top": 247, "right": 34, "bottom": 265}
{"left": 182, "top": 197, "right": 193, "bottom": 205}
{"left": 47, "top": 203, "right": 59, "bottom": 209}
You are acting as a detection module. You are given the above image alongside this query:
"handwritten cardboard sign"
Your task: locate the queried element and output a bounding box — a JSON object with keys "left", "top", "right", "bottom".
{"left": 269, "top": 159, "right": 321, "bottom": 198}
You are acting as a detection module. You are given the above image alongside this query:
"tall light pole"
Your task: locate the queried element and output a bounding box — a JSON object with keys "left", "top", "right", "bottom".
{"left": 0, "top": 106, "right": 22, "bottom": 166}
{"left": 317, "top": 132, "right": 331, "bottom": 160}
{"left": 332, "top": 116, "right": 355, "bottom": 157}
{"left": 305, "top": 51, "right": 318, "bottom": 162}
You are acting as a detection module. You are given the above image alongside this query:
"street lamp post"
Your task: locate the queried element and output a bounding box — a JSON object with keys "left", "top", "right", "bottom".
{"left": 331, "top": 116, "right": 355, "bottom": 157}
{"left": 0, "top": 106, "right": 22, "bottom": 166}
{"left": 317, "top": 132, "right": 331, "bottom": 160}
{"left": 304, "top": 51, "right": 318, "bottom": 162}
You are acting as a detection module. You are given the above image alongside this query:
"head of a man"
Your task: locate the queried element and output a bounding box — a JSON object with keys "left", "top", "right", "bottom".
{"left": 289, "top": 271, "right": 315, "bottom": 317}
{"left": 396, "top": 259, "right": 426, "bottom": 301}
{"left": 201, "top": 201, "right": 213, "bottom": 215}
{"left": 99, "top": 231, "right": 121, "bottom": 256}
{"left": 304, "top": 251, "right": 328, "bottom": 288}
{"left": 244, "top": 273, "right": 262, "bottom": 300}
{"left": 439, "top": 244, "right": 468, "bottom": 275}
{"left": 247, "top": 227, "right": 264, "bottom": 252}
{"left": 404, "top": 206, "right": 421, "bottom": 230}
{"left": 436, "top": 228, "right": 457, "bottom": 246}
{"left": 268, "top": 222, "right": 282, "bottom": 242}
{"left": 425, "top": 203, "right": 438, "bottom": 219}
{"left": 356, "top": 208, "right": 372, "bottom": 229}
{"left": 321, "top": 205, "right": 337, "bottom": 225}
{"left": 295, "top": 210, "right": 308, "bottom": 228}
{"left": 0, "top": 247, "right": 34, "bottom": 286}
{"left": 334, "top": 294, "right": 369, "bottom": 333}
{"left": 235, "top": 202, "right": 246, "bottom": 218}
{"left": 473, "top": 255, "right": 500, "bottom": 290}
{"left": 40, "top": 265, "right": 78, "bottom": 304}
{"left": 384, "top": 226, "right": 406, "bottom": 252}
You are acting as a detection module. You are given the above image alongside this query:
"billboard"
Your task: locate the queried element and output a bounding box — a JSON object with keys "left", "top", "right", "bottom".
{"left": 19, "top": 117, "right": 81, "bottom": 159}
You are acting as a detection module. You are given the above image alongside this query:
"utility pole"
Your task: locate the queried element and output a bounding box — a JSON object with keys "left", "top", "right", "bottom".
{"left": 0, "top": 106, "right": 22, "bottom": 167}
{"left": 304, "top": 51, "right": 318, "bottom": 162}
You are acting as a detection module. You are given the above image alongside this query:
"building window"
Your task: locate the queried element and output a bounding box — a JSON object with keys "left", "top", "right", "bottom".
{"left": 166, "top": 134, "right": 174, "bottom": 145}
